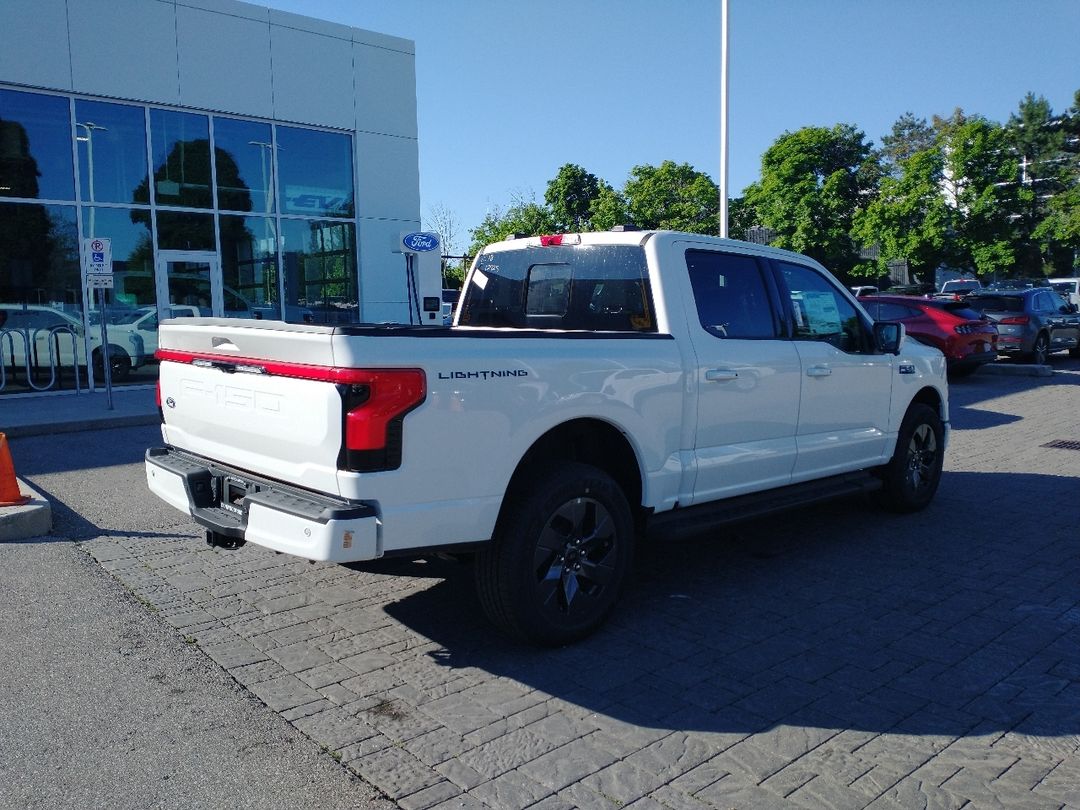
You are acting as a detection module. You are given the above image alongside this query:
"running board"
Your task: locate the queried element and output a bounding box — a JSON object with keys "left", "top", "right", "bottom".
{"left": 648, "top": 470, "right": 882, "bottom": 538}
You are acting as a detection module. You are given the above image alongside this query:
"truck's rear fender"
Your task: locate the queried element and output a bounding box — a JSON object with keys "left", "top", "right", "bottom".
{"left": 500, "top": 418, "right": 645, "bottom": 528}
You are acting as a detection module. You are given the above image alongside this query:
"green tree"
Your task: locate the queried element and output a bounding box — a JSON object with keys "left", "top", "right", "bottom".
{"left": 853, "top": 146, "right": 952, "bottom": 281}
{"left": 545, "top": 163, "right": 605, "bottom": 231}
{"left": 1035, "top": 89, "right": 1080, "bottom": 255}
{"left": 467, "top": 195, "right": 557, "bottom": 256}
{"left": 881, "top": 112, "right": 935, "bottom": 176}
{"left": 1007, "top": 92, "right": 1076, "bottom": 274}
{"left": 622, "top": 161, "right": 719, "bottom": 233}
{"left": 934, "top": 110, "right": 1021, "bottom": 278}
{"left": 588, "top": 185, "right": 630, "bottom": 231}
{"left": 743, "top": 124, "right": 880, "bottom": 275}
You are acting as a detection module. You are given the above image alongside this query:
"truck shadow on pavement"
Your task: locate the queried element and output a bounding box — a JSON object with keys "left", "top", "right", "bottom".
{"left": 378, "top": 472, "right": 1080, "bottom": 740}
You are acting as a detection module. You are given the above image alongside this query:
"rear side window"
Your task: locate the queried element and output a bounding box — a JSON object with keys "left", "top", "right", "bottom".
{"left": 685, "top": 250, "right": 778, "bottom": 338}
{"left": 459, "top": 245, "right": 656, "bottom": 332}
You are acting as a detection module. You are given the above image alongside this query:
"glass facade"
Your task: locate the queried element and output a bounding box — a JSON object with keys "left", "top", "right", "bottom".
{"left": 0, "top": 86, "right": 359, "bottom": 395}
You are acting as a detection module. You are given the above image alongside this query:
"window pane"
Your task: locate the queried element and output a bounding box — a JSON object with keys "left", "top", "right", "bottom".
{"left": 75, "top": 100, "right": 148, "bottom": 205}
{"left": 0, "top": 89, "right": 74, "bottom": 201}
{"left": 220, "top": 214, "right": 280, "bottom": 319}
{"left": 80, "top": 206, "right": 153, "bottom": 309}
{"left": 685, "top": 250, "right": 777, "bottom": 339}
{"left": 277, "top": 126, "right": 353, "bottom": 217}
{"left": 280, "top": 218, "right": 356, "bottom": 323}
{"left": 150, "top": 109, "right": 212, "bottom": 208}
{"left": 156, "top": 210, "right": 214, "bottom": 250}
{"left": 525, "top": 264, "right": 571, "bottom": 315}
{"left": 0, "top": 202, "right": 80, "bottom": 307}
{"left": 214, "top": 118, "right": 274, "bottom": 214}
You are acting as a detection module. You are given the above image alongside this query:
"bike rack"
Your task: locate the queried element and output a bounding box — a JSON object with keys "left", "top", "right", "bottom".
{"left": 0, "top": 326, "right": 83, "bottom": 393}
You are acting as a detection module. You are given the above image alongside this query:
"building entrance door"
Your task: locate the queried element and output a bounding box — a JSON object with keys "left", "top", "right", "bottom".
{"left": 155, "top": 250, "right": 222, "bottom": 318}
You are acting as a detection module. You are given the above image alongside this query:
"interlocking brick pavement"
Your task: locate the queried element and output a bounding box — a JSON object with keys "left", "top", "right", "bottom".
{"left": 85, "top": 360, "right": 1080, "bottom": 808}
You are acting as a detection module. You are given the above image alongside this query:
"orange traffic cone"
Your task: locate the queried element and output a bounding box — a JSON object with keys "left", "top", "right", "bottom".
{"left": 0, "top": 432, "right": 30, "bottom": 507}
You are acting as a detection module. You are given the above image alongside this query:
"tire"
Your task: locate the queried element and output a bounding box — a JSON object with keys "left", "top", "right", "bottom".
{"left": 475, "top": 462, "right": 634, "bottom": 646}
{"left": 1029, "top": 333, "right": 1050, "bottom": 365}
{"left": 1069, "top": 347, "right": 1080, "bottom": 359}
{"left": 93, "top": 345, "right": 131, "bottom": 382}
{"left": 876, "top": 403, "right": 944, "bottom": 513}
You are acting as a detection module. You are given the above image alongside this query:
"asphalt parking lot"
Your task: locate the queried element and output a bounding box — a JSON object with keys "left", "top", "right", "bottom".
{"left": 9, "top": 359, "right": 1080, "bottom": 809}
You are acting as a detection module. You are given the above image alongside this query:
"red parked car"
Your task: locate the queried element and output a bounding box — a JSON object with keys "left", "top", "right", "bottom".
{"left": 861, "top": 295, "right": 998, "bottom": 377}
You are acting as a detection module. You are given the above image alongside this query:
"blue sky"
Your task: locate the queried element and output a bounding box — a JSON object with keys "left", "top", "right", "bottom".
{"left": 263, "top": 0, "right": 1079, "bottom": 252}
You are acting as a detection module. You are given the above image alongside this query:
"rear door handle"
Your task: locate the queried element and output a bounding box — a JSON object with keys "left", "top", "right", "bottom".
{"left": 705, "top": 369, "right": 739, "bottom": 382}
{"left": 805, "top": 365, "right": 832, "bottom": 378}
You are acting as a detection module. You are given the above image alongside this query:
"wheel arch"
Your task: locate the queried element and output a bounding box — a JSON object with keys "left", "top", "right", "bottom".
{"left": 502, "top": 418, "right": 644, "bottom": 519}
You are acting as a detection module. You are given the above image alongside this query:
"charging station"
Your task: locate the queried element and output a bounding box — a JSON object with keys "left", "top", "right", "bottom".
{"left": 397, "top": 231, "right": 444, "bottom": 325}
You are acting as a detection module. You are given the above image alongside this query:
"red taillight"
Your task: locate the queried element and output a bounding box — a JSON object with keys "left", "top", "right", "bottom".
{"left": 343, "top": 368, "right": 426, "bottom": 459}
{"left": 999, "top": 316, "right": 1029, "bottom": 325}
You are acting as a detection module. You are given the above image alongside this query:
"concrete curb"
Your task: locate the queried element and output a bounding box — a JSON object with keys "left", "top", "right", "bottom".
{"left": 0, "top": 478, "right": 51, "bottom": 541}
{"left": 977, "top": 363, "right": 1054, "bottom": 377}
{"left": 2, "top": 412, "right": 160, "bottom": 439}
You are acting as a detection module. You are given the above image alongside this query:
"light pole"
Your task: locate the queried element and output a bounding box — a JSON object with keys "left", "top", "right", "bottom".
{"left": 248, "top": 140, "right": 273, "bottom": 214}
{"left": 719, "top": 0, "right": 730, "bottom": 239}
{"left": 76, "top": 121, "right": 108, "bottom": 236}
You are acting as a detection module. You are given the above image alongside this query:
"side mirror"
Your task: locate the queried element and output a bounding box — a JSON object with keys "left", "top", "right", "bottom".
{"left": 874, "top": 321, "right": 904, "bottom": 355}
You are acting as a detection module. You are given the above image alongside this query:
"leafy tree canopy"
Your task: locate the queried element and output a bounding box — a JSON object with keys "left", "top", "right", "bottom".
{"left": 623, "top": 161, "right": 719, "bottom": 234}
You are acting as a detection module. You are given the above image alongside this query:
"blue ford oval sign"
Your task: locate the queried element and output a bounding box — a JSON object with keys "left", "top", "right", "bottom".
{"left": 402, "top": 232, "right": 440, "bottom": 252}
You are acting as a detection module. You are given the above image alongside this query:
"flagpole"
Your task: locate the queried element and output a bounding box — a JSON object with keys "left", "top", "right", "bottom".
{"left": 719, "top": 0, "right": 730, "bottom": 239}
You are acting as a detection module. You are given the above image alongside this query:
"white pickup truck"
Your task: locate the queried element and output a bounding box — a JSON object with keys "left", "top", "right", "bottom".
{"left": 146, "top": 230, "right": 949, "bottom": 644}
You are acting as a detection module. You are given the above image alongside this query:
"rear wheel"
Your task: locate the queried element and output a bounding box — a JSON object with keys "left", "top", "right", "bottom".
{"left": 876, "top": 403, "right": 944, "bottom": 513}
{"left": 1029, "top": 333, "right": 1050, "bottom": 365}
{"left": 476, "top": 462, "right": 634, "bottom": 646}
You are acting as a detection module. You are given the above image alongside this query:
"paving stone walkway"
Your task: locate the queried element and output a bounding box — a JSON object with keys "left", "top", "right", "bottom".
{"left": 85, "top": 365, "right": 1080, "bottom": 809}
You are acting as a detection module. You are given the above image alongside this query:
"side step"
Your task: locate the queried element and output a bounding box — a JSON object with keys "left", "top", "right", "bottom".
{"left": 647, "top": 470, "right": 882, "bottom": 538}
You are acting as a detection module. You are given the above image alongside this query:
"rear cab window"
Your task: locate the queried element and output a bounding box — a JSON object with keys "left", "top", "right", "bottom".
{"left": 458, "top": 244, "right": 656, "bottom": 332}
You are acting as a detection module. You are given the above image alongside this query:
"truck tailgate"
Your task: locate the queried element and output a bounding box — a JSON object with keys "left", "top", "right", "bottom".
{"left": 156, "top": 319, "right": 346, "bottom": 495}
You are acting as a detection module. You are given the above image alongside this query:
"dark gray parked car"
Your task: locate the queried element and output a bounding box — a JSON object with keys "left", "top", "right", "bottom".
{"left": 966, "top": 289, "right": 1080, "bottom": 363}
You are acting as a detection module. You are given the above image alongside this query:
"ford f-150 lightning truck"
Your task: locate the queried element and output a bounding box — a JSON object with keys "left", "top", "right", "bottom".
{"left": 146, "top": 230, "right": 949, "bottom": 644}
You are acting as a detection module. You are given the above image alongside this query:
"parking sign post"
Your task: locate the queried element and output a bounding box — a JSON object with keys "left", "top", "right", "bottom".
{"left": 83, "top": 237, "right": 115, "bottom": 410}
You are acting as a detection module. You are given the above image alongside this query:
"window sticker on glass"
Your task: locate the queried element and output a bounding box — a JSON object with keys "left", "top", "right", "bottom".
{"left": 472, "top": 269, "right": 489, "bottom": 290}
{"left": 796, "top": 291, "right": 842, "bottom": 335}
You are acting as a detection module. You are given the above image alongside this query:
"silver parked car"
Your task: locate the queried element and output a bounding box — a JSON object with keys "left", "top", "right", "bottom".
{"left": 966, "top": 289, "right": 1080, "bottom": 364}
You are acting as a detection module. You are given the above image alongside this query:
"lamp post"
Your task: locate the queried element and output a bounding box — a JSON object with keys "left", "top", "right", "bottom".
{"left": 76, "top": 120, "right": 112, "bottom": 404}
{"left": 248, "top": 140, "right": 273, "bottom": 214}
{"left": 76, "top": 121, "right": 108, "bottom": 236}
{"left": 719, "top": 0, "right": 730, "bottom": 239}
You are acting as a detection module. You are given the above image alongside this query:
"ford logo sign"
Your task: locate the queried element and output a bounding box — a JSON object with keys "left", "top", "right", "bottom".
{"left": 402, "top": 232, "right": 440, "bottom": 252}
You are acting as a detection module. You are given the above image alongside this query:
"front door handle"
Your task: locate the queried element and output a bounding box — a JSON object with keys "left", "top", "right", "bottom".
{"left": 805, "top": 365, "right": 832, "bottom": 378}
{"left": 705, "top": 369, "right": 739, "bottom": 382}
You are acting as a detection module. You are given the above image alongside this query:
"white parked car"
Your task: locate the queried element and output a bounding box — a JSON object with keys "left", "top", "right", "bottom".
{"left": 0, "top": 303, "right": 144, "bottom": 381}
{"left": 1049, "top": 278, "right": 1080, "bottom": 308}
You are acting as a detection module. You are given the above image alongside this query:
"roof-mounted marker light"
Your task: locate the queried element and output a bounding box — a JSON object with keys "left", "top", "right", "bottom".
{"left": 539, "top": 233, "right": 581, "bottom": 246}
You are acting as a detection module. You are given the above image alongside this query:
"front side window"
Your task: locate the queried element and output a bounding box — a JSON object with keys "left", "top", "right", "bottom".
{"left": 685, "top": 250, "right": 777, "bottom": 339}
{"left": 0, "top": 89, "right": 74, "bottom": 202}
{"left": 777, "top": 261, "right": 866, "bottom": 353}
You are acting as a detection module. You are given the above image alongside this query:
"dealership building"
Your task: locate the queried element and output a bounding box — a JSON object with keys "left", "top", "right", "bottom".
{"left": 0, "top": 0, "right": 423, "bottom": 394}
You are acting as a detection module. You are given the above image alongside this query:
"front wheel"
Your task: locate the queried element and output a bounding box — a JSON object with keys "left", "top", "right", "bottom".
{"left": 475, "top": 462, "right": 634, "bottom": 646}
{"left": 875, "top": 403, "right": 944, "bottom": 513}
{"left": 93, "top": 345, "right": 132, "bottom": 382}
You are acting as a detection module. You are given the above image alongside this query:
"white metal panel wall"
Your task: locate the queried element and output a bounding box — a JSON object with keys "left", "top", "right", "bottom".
{"left": 0, "top": 0, "right": 72, "bottom": 91}
{"left": 68, "top": 0, "right": 181, "bottom": 105}
{"left": 353, "top": 42, "right": 418, "bottom": 139}
{"left": 176, "top": 3, "right": 273, "bottom": 118}
{"left": 268, "top": 20, "right": 354, "bottom": 131}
